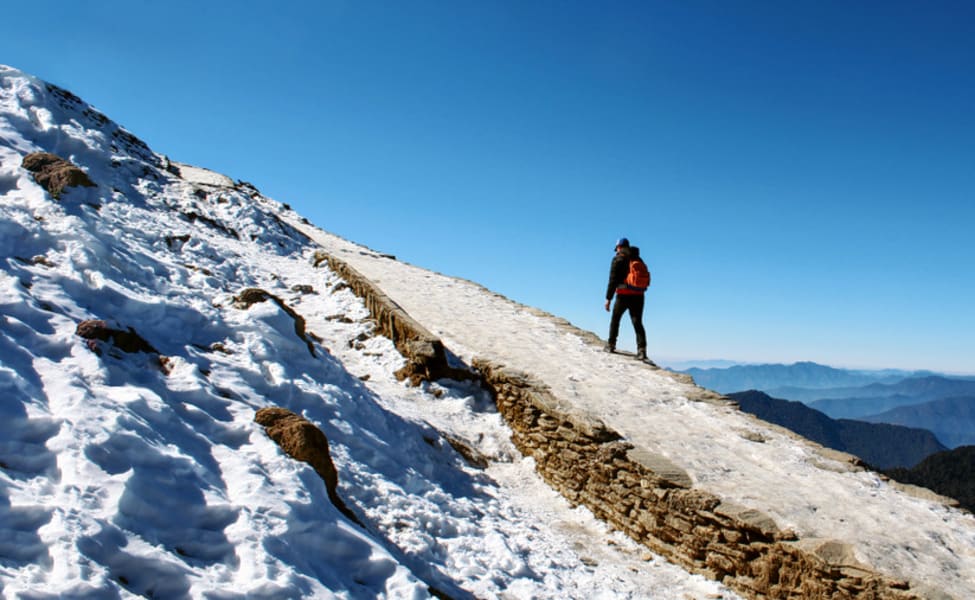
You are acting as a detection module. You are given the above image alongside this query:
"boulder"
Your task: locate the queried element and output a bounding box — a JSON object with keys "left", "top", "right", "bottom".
{"left": 233, "top": 288, "right": 316, "bottom": 357}
{"left": 75, "top": 319, "right": 157, "bottom": 354}
{"left": 22, "top": 152, "right": 96, "bottom": 199}
{"left": 254, "top": 407, "right": 360, "bottom": 524}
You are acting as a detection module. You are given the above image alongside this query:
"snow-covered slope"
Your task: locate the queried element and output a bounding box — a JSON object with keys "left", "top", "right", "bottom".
{"left": 0, "top": 65, "right": 742, "bottom": 598}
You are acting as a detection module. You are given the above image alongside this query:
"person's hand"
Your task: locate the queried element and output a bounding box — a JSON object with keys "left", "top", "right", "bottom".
{"left": 604, "top": 299, "right": 610, "bottom": 312}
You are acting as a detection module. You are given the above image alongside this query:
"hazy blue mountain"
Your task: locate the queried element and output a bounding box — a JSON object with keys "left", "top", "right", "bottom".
{"left": 862, "top": 396, "right": 975, "bottom": 448}
{"left": 885, "top": 446, "right": 975, "bottom": 513}
{"left": 683, "top": 361, "right": 917, "bottom": 395}
{"left": 772, "top": 374, "right": 975, "bottom": 404}
{"left": 767, "top": 375, "right": 942, "bottom": 403}
{"left": 810, "top": 394, "right": 927, "bottom": 420}
{"left": 660, "top": 359, "right": 743, "bottom": 371}
{"left": 809, "top": 377, "right": 975, "bottom": 419}
{"left": 729, "top": 390, "right": 947, "bottom": 469}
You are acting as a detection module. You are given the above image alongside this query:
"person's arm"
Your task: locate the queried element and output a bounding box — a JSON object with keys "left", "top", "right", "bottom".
{"left": 605, "top": 255, "right": 621, "bottom": 310}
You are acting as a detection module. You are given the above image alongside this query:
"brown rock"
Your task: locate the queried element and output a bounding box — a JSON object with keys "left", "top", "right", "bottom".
{"left": 22, "top": 152, "right": 96, "bottom": 199}
{"left": 233, "top": 288, "right": 316, "bottom": 357}
{"left": 76, "top": 319, "right": 157, "bottom": 354}
{"left": 254, "top": 407, "right": 360, "bottom": 525}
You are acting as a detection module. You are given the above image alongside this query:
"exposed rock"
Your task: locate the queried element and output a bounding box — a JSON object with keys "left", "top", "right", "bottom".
{"left": 712, "top": 501, "right": 782, "bottom": 539}
{"left": 164, "top": 234, "right": 191, "bottom": 250}
{"left": 626, "top": 447, "right": 693, "bottom": 489}
{"left": 315, "top": 252, "right": 473, "bottom": 384}
{"left": 182, "top": 263, "right": 213, "bottom": 276}
{"left": 22, "top": 152, "right": 96, "bottom": 199}
{"left": 794, "top": 539, "right": 871, "bottom": 574}
{"left": 30, "top": 255, "right": 55, "bottom": 267}
{"left": 326, "top": 314, "right": 355, "bottom": 324}
{"left": 75, "top": 319, "right": 157, "bottom": 355}
{"left": 158, "top": 356, "right": 175, "bottom": 375}
{"left": 443, "top": 434, "right": 490, "bottom": 469}
{"left": 181, "top": 210, "right": 239, "bottom": 239}
{"left": 232, "top": 288, "right": 316, "bottom": 357}
{"left": 233, "top": 288, "right": 273, "bottom": 310}
{"left": 209, "top": 342, "right": 233, "bottom": 355}
{"left": 254, "top": 407, "right": 360, "bottom": 524}
{"left": 311, "top": 250, "right": 329, "bottom": 268}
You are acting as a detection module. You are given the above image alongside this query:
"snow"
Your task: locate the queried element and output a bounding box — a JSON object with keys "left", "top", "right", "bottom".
{"left": 0, "top": 64, "right": 742, "bottom": 598}
{"left": 172, "top": 162, "right": 235, "bottom": 188}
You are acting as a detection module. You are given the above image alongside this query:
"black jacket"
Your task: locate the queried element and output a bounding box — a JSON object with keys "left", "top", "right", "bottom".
{"left": 606, "top": 246, "right": 643, "bottom": 300}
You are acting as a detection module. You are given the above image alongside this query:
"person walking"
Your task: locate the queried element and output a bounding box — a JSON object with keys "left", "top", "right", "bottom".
{"left": 604, "top": 237, "right": 649, "bottom": 360}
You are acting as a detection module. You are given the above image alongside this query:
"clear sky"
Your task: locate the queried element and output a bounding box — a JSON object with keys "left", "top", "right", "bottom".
{"left": 4, "top": 1, "right": 973, "bottom": 372}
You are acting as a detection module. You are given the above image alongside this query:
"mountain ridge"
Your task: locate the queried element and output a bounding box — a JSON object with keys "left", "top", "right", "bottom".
{"left": 3, "top": 64, "right": 974, "bottom": 599}
{"left": 863, "top": 396, "right": 975, "bottom": 449}
{"left": 681, "top": 361, "right": 935, "bottom": 394}
{"left": 807, "top": 376, "right": 975, "bottom": 418}
{"left": 886, "top": 446, "right": 975, "bottom": 514}
{"left": 6, "top": 64, "right": 723, "bottom": 598}
{"left": 728, "top": 390, "right": 948, "bottom": 469}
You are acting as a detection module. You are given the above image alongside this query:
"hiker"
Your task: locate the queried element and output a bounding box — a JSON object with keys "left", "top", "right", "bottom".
{"left": 604, "top": 237, "right": 649, "bottom": 360}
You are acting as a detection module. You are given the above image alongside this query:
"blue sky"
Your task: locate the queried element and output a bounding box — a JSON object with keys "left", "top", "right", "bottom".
{"left": 4, "top": 1, "right": 973, "bottom": 372}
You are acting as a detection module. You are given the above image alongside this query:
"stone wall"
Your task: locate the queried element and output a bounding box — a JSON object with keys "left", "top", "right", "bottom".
{"left": 319, "top": 250, "right": 929, "bottom": 600}
{"left": 473, "top": 360, "right": 921, "bottom": 600}
{"left": 313, "top": 251, "right": 468, "bottom": 384}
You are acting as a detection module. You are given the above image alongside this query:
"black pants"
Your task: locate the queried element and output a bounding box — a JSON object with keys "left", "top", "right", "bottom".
{"left": 609, "top": 294, "right": 646, "bottom": 350}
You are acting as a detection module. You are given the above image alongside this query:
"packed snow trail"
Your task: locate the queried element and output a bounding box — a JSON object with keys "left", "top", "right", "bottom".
{"left": 288, "top": 221, "right": 975, "bottom": 598}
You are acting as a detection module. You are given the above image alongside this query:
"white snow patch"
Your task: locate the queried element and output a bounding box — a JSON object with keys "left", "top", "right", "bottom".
{"left": 173, "top": 162, "right": 236, "bottom": 188}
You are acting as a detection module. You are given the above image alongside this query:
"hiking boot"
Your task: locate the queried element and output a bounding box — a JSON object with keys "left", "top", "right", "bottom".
{"left": 636, "top": 348, "right": 647, "bottom": 361}
{"left": 604, "top": 343, "right": 616, "bottom": 353}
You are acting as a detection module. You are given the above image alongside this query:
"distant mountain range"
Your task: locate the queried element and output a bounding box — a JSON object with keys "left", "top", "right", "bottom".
{"left": 729, "top": 391, "right": 947, "bottom": 469}
{"left": 797, "top": 376, "right": 975, "bottom": 417}
{"left": 863, "top": 396, "right": 975, "bottom": 449}
{"left": 682, "top": 361, "right": 932, "bottom": 394}
{"left": 658, "top": 359, "right": 743, "bottom": 371}
{"left": 683, "top": 363, "right": 975, "bottom": 449}
{"left": 685, "top": 364, "right": 975, "bottom": 511}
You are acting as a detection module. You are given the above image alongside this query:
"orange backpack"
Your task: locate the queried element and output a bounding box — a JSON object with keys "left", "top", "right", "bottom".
{"left": 625, "top": 258, "right": 650, "bottom": 291}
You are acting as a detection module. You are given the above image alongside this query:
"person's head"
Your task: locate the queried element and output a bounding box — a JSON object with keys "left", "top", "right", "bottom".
{"left": 615, "top": 237, "right": 630, "bottom": 252}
